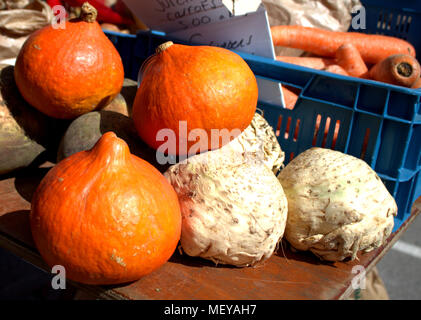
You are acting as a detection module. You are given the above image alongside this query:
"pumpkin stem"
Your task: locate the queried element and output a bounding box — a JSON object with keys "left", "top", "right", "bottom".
{"left": 156, "top": 41, "right": 174, "bottom": 54}
{"left": 80, "top": 2, "right": 98, "bottom": 23}
{"left": 91, "top": 132, "right": 131, "bottom": 165}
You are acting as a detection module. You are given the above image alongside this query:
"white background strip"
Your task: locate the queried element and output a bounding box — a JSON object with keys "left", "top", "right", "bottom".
{"left": 392, "top": 240, "right": 421, "bottom": 259}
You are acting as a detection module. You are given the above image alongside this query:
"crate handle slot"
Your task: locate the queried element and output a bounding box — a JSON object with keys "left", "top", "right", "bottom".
{"left": 331, "top": 120, "right": 341, "bottom": 150}
{"left": 405, "top": 16, "right": 412, "bottom": 34}
{"left": 275, "top": 115, "right": 283, "bottom": 137}
{"left": 293, "top": 119, "right": 301, "bottom": 142}
{"left": 400, "top": 15, "right": 407, "bottom": 33}
{"left": 377, "top": 11, "right": 393, "bottom": 31}
{"left": 321, "top": 117, "right": 332, "bottom": 148}
{"left": 284, "top": 117, "right": 292, "bottom": 139}
{"left": 360, "top": 128, "right": 371, "bottom": 160}
{"left": 312, "top": 114, "right": 322, "bottom": 146}
{"left": 395, "top": 14, "right": 401, "bottom": 31}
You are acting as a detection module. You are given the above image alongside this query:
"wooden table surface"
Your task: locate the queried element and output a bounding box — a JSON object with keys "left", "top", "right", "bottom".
{"left": 0, "top": 164, "right": 420, "bottom": 300}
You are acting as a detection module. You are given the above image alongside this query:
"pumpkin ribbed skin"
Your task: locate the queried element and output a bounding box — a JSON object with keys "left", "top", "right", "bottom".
{"left": 30, "top": 132, "right": 181, "bottom": 285}
{"left": 132, "top": 42, "right": 258, "bottom": 155}
{"left": 14, "top": 6, "right": 124, "bottom": 119}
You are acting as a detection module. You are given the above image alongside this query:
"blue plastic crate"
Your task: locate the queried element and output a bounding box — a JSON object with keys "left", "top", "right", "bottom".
{"left": 104, "top": 1, "right": 421, "bottom": 232}
{"left": 355, "top": 0, "right": 421, "bottom": 60}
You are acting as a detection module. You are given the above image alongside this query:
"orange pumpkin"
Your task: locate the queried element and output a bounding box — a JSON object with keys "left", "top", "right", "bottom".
{"left": 30, "top": 132, "right": 181, "bottom": 285}
{"left": 14, "top": 3, "right": 124, "bottom": 119}
{"left": 132, "top": 41, "right": 258, "bottom": 156}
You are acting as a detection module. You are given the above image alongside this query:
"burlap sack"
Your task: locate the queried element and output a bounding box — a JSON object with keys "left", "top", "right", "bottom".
{"left": 0, "top": 0, "right": 53, "bottom": 65}
{"left": 347, "top": 267, "right": 390, "bottom": 300}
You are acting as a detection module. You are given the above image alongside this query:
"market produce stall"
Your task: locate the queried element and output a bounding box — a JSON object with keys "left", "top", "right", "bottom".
{"left": 1, "top": 0, "right": 421, "bottom": 301}
{"left": 0, "top": 170, "right": 419, "bottom": 299}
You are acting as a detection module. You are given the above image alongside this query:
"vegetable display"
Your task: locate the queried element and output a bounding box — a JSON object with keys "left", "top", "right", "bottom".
{"left": 164, "top": 113, "right": 287, "bottom": 267}
{"left": 368, "top": 54, "right": 421, "bottom": 87}
{"left": 272, "top": 25, "right": 421, "bottom": 89}
{"left": 1, "top": 1, "right": 415, "bottom": 289}
{"left": 30, "top": 132, "right": 182, "bottom": 285}
{"left": 412, "top": 77, "right": 421, "bottom": 89}
{"left": 14, "top": 2, "right": 124, "bottom": 119}
{"left": 132, "top": 41, "right": 258, "bottom": 155}
{"left": 335, "top": 43, "right": 368, "bottom": 78}
{"left": 278, "top": 148, "right": 397, "bottom": 261}
{"left": 271, "top": 25, "right": 416, "bottom": 64}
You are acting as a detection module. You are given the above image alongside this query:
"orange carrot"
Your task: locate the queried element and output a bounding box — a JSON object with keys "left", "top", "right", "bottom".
{"left": 368, "top": 54, "right": 421, "bottom": 87}
{"left": 276, "top": 56, "right": 335, "bottom": 70}
{"left": 271, "top": 25, "right": 416, "bottom": 64}
{"left": 412, "top": 77, "right": 421, "bottom": 89}
{"left": 324, "top": 65, "right": 349, "bottom": 76}
{"left": 282, "top": 86, "right": 299, "bottom": 110}
{"left": 335, "top": 43, "right": 368, "bottom": 77}
{"left": 279, "top": 86, "right": 299, "bottom": 138}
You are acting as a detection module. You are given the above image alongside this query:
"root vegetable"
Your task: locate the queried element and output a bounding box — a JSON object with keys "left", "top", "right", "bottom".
{"left": 282, "top": 86, "right": 299, "bottom": 110}
{"left": 324, "top": 65, "right": 349, "bottom": 76}
{"left": 368, "top": 54, "right": 421, "bottom": 87}
{"left": 412, "top": 77, "right": 421, "bottom": 89}
{"left": 271, "top": 25, "right": 416, "bottom": 64}
{"left": 164, "top": 113, "right": 287, "bottom": 267}
{"left": 276, "top": 56, "right": 335, "bottom": 70}
{"left": 335, "top": 43, "right": 368, "bottom": 78}
{"left": 278, "top": 147, "right": 397, "bottom": 262}
{"left": 225, "top": 112, "right": 285, "bottom": 174}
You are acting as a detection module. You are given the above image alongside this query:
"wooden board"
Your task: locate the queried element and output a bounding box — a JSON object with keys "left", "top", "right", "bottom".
{"left": 0, "top": 164, "right": 420, "bottom": 300}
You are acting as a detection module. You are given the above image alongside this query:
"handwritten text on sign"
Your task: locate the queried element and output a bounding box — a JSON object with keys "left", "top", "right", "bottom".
{"left": 123, "top": 0, "right": 233, "bottom": 32}
{"left": 170, "top": 7, "right": 274, "bottom": 58}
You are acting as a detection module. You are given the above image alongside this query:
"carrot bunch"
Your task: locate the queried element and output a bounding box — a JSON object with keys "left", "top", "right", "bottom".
{"left": 272, "top": 25, "right": 421, "bottom": 89}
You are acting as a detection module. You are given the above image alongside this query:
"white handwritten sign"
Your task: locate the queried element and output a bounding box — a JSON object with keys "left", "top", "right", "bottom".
{"left": 169, "top": 6, "right": 274, "bottom": 57}
{"left": 123, "top": 0, "right": 227, "bottom": 33}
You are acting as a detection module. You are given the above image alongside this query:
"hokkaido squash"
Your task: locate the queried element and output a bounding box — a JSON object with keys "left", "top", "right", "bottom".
{"left": 14, "top": 2, "right": 124, "bottom": 119}
{"left": 30, "top": 132, "right": 182, "bottom": 285}
{"left": 132, "top": 41, "right": 258, "bottom": 156}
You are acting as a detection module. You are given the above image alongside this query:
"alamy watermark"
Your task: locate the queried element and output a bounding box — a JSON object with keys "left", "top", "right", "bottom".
{"left": 51, "top": 265, "right": 66, "bottom": 290}
{"left": 351, "top": 5, "right": 366, "bottom": 30}
{"left": 51, "top": 5, "right": 67, "bottom": 30}
{"left": 50, "top": 4, "right": 368, "bottom": 30}
{"left": 155, "top": 121, "right": 245, "bottom": 165}
{"left": 351, "top": 265, "right": 367, "bottom": 290}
